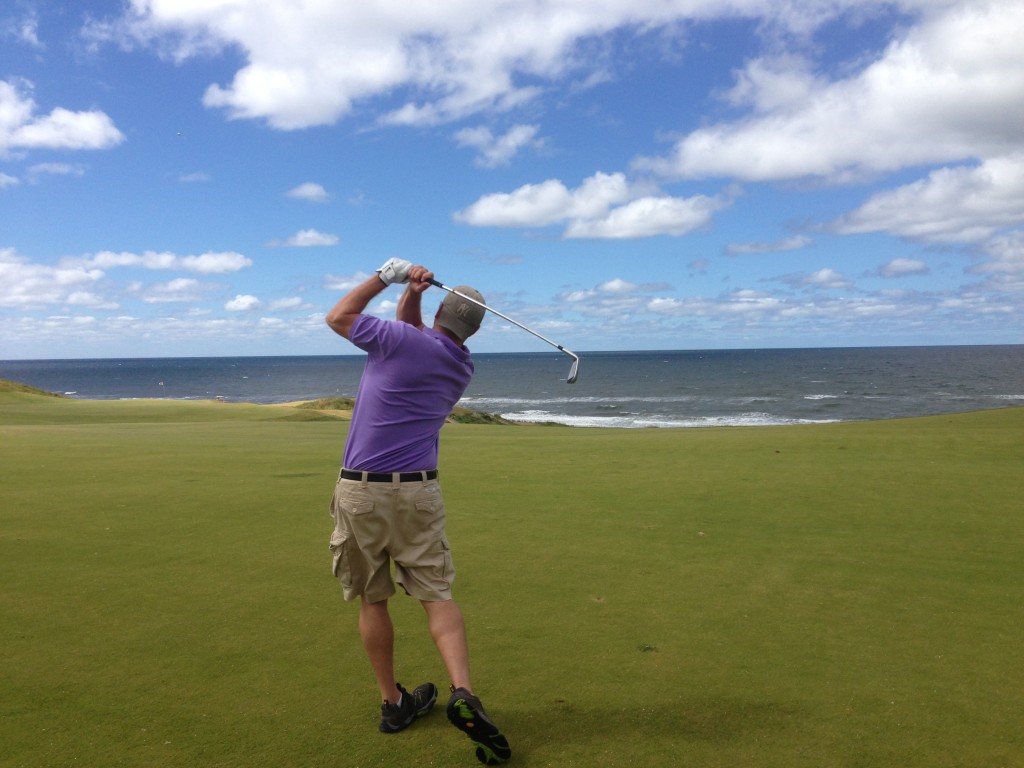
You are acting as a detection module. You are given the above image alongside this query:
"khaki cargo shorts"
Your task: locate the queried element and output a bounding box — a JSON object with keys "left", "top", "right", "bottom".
{"left": 329, "top": 472, "right": 454, "bottom": 603}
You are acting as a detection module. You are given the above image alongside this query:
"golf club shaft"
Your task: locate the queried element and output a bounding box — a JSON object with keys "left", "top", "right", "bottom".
{"left": 427, "top": 277, "right": 579, "bottom": 362}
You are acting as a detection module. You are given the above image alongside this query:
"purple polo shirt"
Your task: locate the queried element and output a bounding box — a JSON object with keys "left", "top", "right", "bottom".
{"left": 342, "top": 314, "right": 474, "bottom": 472}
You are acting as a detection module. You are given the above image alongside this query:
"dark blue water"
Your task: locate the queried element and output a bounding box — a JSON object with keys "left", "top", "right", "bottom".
{"left": 3, "top": 346, "right": 1022, "bottom": 428}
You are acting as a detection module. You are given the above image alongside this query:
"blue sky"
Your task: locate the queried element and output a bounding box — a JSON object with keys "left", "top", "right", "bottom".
{"left": 2, "top": 0, "right": 1022, "bottom": 359}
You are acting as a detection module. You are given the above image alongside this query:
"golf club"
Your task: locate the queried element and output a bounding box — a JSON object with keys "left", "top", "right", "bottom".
{"left": 428, "top": 278, "right": 580, "bottom": 384}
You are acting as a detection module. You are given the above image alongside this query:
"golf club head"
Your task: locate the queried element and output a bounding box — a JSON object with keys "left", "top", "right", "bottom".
{"left": 566, "top": 356, "right": 579, "bottom": 384}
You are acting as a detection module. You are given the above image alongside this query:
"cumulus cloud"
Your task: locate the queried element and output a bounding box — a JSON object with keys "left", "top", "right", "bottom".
{"left": 28, "top": 163, "right": 86, "bottom": 180}
{"left": 454, "top": 124, "right": 543, "bottom": 168}
{"left": 269, "top": 229, "right": 340, "bottom": 247}
{"left": 599, "top": 278, "right": 640, "bottom": 294}
{"left": 267, "top": 296, "right": 309, "bottom": 311}
{"left": 68, "top": 250, "right": 252, "bottom": 274}
{"left": 225, "top": 294, "right": 262, "bottom": 311}
{"left": 726, "top": 235, "right": 812, "bottom": 255}
{"left": 967, "top": 232, "right": 1024, "bottom": 293}
{"left": 638, "top": 2, "right": 1024, "bottom": 183}
{"left": 802, "top": 268, "right": 854, "bottom": 290}
{"left": 455, "top": 171, "right": 731, "bottom": 239}
{"left": 324, "top": 272, "right": 373, "bottom": 291}
{"left": 90, "top": 0, "right": 916, "bottom": 131}
{"left": 66, "top": 291, "right": 119, "bottom": 310}
{"left": 287, "top": 182, "right": 329, "bottom": 202}
{"left": 565, "top": 194, "right": 729, "bottom": 239}
{"left": 0, "top": 247, "right": 103, "bottom": 308}
{"left": 141, "top": 278, "right": 207, "bottom": 304}
{"left": 834, "top": 154, "right": 1024, "bottom": 244}
{"left": 776, "top": 267, "right": 855, "bottom": 291}
{"left": 457, "top": 173, "right": 631, "bottom": 228}
{"left": 0, "top": 79, "right": 124, "bottom": 156}
{"left": 1, "top": 247, "right": 248, "bottom": 314}
{"left": 878, "top": 258, "right": 929, "bottom": 278}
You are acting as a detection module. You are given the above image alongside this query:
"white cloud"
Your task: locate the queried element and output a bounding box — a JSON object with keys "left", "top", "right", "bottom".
{"left": 800, "top": 268, "right": 855, "bottom": 290}
{"left": 773, "top": 267, "right": 855, "bottom": 292}
{"left": 0, "top": 172, "right": 18, "bottom": 188}
{"left": 287, "top": 182, "right": 329, "bottom": 202}
{"left": 178, "top": 171, "right": 211, "bottom": 183}
{"left": 181, "top": 252, "right": 252, "bottom": 273}
{"left": 454, "top": 124, "right": 543, "bottom": 168}
{"left": 93, "top": 0, "right": 919, "bottom": 130}
{"left": 834, "top": 154, "right": 1024, "bottom": 244}
{"left": 726, "top": 235, "right": 812, "bottom": 255}
{"left": 66, "top": 291, "right": 119, "bottom": 310}
{"left": 268, "top": 296, "right": 308, "bottom": 311}
{"left": 141, "top": 278, "right": 208, "bottom": 303}
{"left": 598, "top": 278, "right": 639, "bottom": 294}
{"left": 18, "top": 13, "right": 43, "bottom": 48}
{"left": 2, "top": 11, "right": 44, "bottom": 49}
{"left": 289, "top": 229, "right": 339, "bottom": 246}
{"left": 374, "top": 299, "right": 398, "bottom": 316}
{"left": 565, "top": 194, "right": 728, "bottom": 239}
{"left": 639, "top": 2, "right": 1024, "bottom": 183}
{"left": 272, "top": 229, "right": 340, "bottom": 247}
{"left": 456, "top": 171, "right": 730, "bottom": 239}
{"left": 1, "top": 79, "right": 125, "bottom": 156}
{"left": 69, "top": 250, "right": 252, "bottom": 274}
{"left": 28, "top": 163, "right": 86, "bottom": 180}
{"left": 225, "top": 294, "right": 262, "bottom": 311}
{"left": 0, "top": 247, "right": 104, "bottom": 308}
{"left": 457, "top": 173, "right": 637, "bottom": 235}
{"left": 878, "top": 258, "right": 929, "bottom": 278}
{"left": 324, "top": 272, "right": 374, "bottom": 291}
{"left": 967, "top": 232, "right": 1024, "bottom": 293}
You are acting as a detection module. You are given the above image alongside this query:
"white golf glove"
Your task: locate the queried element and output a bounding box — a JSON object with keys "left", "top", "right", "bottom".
{"left": 376, "top": 257, "right": 413, "bottom": 286}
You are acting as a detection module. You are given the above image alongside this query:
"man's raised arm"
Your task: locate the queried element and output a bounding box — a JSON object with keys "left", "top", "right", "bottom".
{"left": 396, "top": 265, "right": 434, "bottom": 329}
{"left": 325, "top": 258, "right": 413, "bottom": 339}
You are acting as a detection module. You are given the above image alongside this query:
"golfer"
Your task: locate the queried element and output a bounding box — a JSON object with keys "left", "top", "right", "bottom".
{"left": 325, "top": 258, "right": 511, "bottom": 766}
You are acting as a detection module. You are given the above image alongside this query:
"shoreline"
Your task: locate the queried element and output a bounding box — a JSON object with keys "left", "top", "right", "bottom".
{"left": 4, "top": 376, "right": 1022, "bottom": 429}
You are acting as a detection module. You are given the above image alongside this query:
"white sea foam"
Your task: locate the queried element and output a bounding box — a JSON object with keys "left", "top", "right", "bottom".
{"left": 460, "top": 395, "right": 699, "bottom": 406}
{"left": 499, "top": 409, "right": 838, "bottom": 429}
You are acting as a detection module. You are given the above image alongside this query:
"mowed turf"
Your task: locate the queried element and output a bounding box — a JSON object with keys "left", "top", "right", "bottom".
{"left": 2, "top": 387, "right": 1022, "bottom": 767}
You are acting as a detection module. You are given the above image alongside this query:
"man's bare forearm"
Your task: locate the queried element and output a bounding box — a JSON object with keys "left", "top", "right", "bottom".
{"left": 325, "top": 274, "right": 387, "bottom": 339}
{"left": 396, "top": 265, "right": 434, "bottom": 328}
{"left": 396, "top": 284, "right": 424, "bottom": 328}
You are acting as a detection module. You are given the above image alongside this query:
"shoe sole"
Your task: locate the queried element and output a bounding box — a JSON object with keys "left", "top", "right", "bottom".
{"left": 447, "top": 695, "right": 511, "bottom": 765}
{"left": 379, "top": 715, "right": 414, "bottom": 734}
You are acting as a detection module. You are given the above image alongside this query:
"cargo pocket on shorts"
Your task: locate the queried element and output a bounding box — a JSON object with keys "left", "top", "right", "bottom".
{"left": 329, "top": 529, "right": 351, "bottom": 586}
{"left": 434, "top": 536, "right": 453, "bottom": 590}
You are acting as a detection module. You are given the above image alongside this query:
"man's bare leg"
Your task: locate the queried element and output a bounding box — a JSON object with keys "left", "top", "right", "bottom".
{"left": 422, "top": 599, "right": 472, "bottom": 692}
{"left": 428, "top": 598, "right": 511, "bottom": 763}
{"left": 359, "top": 598, "right": 402, "bottom": 703}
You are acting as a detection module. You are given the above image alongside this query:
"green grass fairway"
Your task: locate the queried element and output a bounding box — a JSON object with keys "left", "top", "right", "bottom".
{"left": 2, "top": 389, "right": 1022, "bottom": 767}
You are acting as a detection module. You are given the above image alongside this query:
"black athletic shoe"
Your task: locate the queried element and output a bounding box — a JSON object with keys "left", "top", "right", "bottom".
{"left": 379, "top": 682, "right": 438, "bottom": 734}
{"left": 446, "top": 687, "right": 511, "bottom": 765}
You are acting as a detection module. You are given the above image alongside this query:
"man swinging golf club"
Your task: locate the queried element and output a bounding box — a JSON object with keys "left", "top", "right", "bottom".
{"left": 325, "top": 258, "right": 511, "bottom": 765}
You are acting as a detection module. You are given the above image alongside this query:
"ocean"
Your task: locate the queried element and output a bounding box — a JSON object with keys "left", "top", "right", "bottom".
{"left": 3, "top": 345, "right": 1022, "bottom": 428}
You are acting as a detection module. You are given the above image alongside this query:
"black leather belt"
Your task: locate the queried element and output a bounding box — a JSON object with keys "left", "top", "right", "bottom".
{"left": 340, "top": 469, "right": 438, "bottom": 483}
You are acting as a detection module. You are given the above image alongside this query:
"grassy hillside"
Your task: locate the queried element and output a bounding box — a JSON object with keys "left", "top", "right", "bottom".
{"left": 2, "top": 388, "right": 1022, "bottom": 767}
